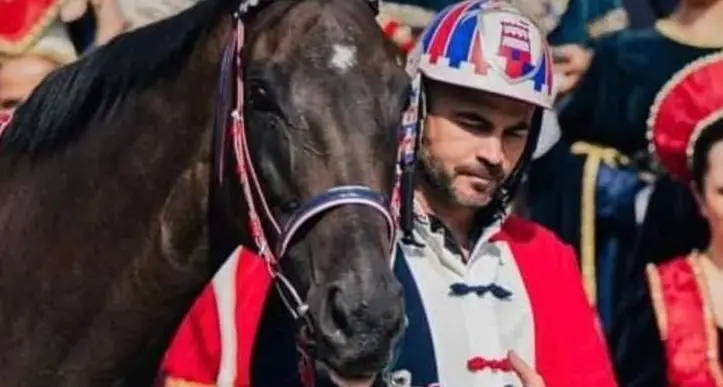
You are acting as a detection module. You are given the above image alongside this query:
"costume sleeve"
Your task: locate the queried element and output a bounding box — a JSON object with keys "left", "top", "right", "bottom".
{"left": 547, "top": 0, "right": 587, "bottom": 45}
{"left": 537, "top": 241, "right": 618, "bottom": 387}
{"left": 161, "top": 284, "right": 221, "bottom": 386}
{"left": 557, "top": 33, "right": 625, "bottom": 144}
{"left": 607, "top": 270, "right": 667, "bottom": 387}
{"left": 584, "top": 0, "right": 628, "bottom": 41}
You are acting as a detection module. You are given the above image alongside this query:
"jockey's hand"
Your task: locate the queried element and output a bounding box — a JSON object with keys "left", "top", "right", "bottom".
{"left": 552, "top": 44, "right": 593, "bottom": 95}
{"left": 509, "top": 351, "right": 546, "bottom": 387}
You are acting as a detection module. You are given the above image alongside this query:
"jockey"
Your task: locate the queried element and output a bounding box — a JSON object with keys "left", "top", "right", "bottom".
{"left": 161, "top": 1, "right": 616, "bottom": 386}
{"left": 384, "top": 0, "right": 616, "bottom": 386}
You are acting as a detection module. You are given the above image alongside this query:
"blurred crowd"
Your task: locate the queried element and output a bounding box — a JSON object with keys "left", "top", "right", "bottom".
{"left": 0, "top": 0, "right": 199, "bottom": 119}
{"left": 2, "top": 0, "right": 723, "bottom": 385}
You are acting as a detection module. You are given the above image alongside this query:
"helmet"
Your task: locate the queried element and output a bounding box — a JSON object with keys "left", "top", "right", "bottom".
{"left": 405, "top": 0, "right": 556, "bottom": 109}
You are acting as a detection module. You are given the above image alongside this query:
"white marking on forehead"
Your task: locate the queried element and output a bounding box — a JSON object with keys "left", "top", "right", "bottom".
{"left": 329, "top": 44, "right": 357, "bottom": 74}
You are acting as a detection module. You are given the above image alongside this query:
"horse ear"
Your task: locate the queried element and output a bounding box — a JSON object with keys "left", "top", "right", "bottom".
{"left": 235, "top": 0, "right": 263, "bottom": 19}
{"left": 236, "top": 0, "right": 379, "bottom": 19}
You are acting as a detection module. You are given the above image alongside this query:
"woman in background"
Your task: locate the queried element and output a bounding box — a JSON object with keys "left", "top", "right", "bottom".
{"left": 611, "top": 51, "right": 723, "bottom": 387}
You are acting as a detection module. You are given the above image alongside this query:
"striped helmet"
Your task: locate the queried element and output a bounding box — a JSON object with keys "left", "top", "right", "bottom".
{"left": 406, "top": 0, "right": 556, "bottom": 109}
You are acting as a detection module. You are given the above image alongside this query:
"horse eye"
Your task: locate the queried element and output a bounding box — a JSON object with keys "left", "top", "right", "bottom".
{"left": 249, "top": 85, "right": 285, "bottom": 116}
{"left": 250, "top": 85, "right": 270, "bottom": 101}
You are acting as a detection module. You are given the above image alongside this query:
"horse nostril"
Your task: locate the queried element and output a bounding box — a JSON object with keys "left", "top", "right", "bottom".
{"left": 329, "top": 286, "right": 352, "bottom": 336}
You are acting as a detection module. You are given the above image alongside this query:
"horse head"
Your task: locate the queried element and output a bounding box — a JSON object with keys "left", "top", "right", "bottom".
{"left": 216, "top": 0, "right": 410, "bottom": 382}
{"left": 0, "top": 0, "right": 409, "bottom": 384}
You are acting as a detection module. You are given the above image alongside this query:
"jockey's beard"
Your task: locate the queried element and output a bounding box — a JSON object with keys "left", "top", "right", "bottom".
{"left": 416, "top": 144, "right": 503, "bottom": 210}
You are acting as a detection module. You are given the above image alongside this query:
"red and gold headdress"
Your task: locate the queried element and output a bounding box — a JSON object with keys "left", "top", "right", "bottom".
{"left": 648, "top": 51, "right": 723, "bottom": 182}
{"left": 0, "top": 0, "right": 64, "bottom": 56}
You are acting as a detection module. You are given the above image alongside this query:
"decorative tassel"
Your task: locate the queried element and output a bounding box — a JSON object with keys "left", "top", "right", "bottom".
{"left": 466, "top": 356, "right": 513, "bottom": 372}
{"left": 449, "top": 282, "right": 513, "bottom": 300}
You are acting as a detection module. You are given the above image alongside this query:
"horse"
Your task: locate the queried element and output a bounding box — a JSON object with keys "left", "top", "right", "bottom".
{"left": 0, "top": 0, "right": 410, "bottom": 384}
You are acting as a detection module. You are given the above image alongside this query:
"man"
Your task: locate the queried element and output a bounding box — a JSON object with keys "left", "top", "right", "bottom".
{"left": 385, "top": 1, "right": 615, "bottom": 386}
{"left": 161, "top": 1, "right": 616, "bottom": 386}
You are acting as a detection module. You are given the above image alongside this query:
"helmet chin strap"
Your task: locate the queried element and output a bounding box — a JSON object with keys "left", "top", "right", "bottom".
{"left": 399, "top": 70, "right": 425, "bottom": 248}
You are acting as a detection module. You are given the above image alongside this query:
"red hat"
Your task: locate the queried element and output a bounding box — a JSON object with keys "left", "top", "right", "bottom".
{"left": 648, "top": 51, "right": 723, "bottom": 182}
{"left": 0, "top": 0, "right": 64, "bottom": 56}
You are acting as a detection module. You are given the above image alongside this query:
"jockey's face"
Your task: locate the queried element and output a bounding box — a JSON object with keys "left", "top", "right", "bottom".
{"left": 419, "top": 81, "right": 535, "bottom": 209}
{"left": 0, "top": 55, "right": 58, "bottom": 117}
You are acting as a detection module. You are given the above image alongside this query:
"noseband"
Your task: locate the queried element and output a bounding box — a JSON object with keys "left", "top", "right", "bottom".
{"left": 220, "top": 0, "right": 407, "bottom": 328}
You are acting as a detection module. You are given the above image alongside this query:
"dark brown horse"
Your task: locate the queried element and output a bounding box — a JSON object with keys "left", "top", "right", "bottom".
{"left": 0, "top": 0, "right": 409, "bottom": 385}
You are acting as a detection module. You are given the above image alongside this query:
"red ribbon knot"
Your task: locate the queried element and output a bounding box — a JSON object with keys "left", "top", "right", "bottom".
{"left": 466, "top": 356, "right": 513, "bottom": 372}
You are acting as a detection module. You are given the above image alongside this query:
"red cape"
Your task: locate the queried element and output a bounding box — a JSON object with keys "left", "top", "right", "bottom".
{"left": 162, "top": 217, "right": 617, "bottom": 387}
{"left": 492, "top": 217, "right": 617, "bottom": 387}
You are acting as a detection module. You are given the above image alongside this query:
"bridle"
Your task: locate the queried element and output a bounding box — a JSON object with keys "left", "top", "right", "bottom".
{"left": 215, "top": 0, "right": 420, "bottom": 381}
{"left": 0, "top": 112, "right": 12, "bottom": 140}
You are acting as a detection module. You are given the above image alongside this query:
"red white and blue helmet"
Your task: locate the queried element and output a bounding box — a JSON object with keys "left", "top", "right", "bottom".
{"left": 405, "top": 0, "right": 556, "bottom": 109}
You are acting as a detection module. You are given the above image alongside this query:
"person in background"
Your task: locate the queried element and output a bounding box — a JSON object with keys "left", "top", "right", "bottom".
{"left": 60, "top": 0, "right": 127, "bottom": 52}
{"left": 378, "top": 2, "right": 436, "bottom": 40}
{"left": 113, "top": 0, "right": 201, "bottom": 31}
{"left": 623, "top": 0, "right": 678, "bottom": 29}
{"left": 60, "top": 0, "right": 200, "bottom": 55}
{"left": 0, "top": 1, "right": 77, "bottom": 119}
{"left": 526, "top": 0, "right": 723, "bottom": 332}
{"left": 0, "top": 21, "right": 78, "bottom": 119}
{"left": 377, "top": 10, "right": 421, "bottom": 57}
{"left": 611, "top": 51, "right": 723, "bottom": 387}
{"left": 374, "top": 0, "right": 628, "bottom": 95}
{"left": 528, "top": 0, "right": 628, "bottom": 95}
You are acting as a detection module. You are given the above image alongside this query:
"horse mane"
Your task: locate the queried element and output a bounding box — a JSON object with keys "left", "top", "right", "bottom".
{"left": 1, "top": 0, "right": 236, "bottom": 156}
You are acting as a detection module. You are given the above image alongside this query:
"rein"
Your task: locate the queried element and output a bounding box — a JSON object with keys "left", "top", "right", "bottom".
{"left": 215, "top": 0, "right": 420, "bottom": 383}
{"left": 0, "top": 112, "right": 12, "bottom": 141}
